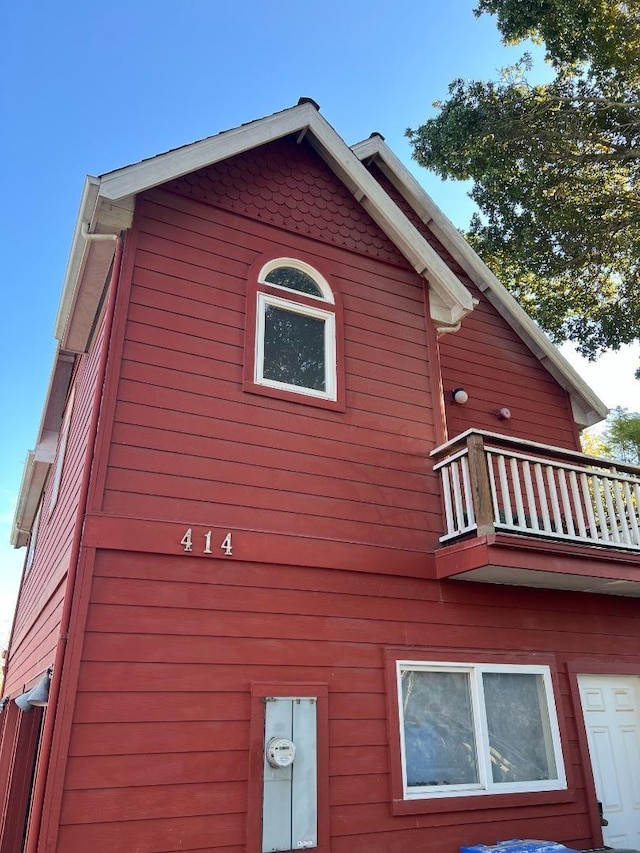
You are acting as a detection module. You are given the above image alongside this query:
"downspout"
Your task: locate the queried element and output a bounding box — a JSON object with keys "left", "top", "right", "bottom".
{"left": 80, "top": 222, "right": 121, "bottom": 243}
{"left": 423, "top": 281, "right": 448, "bottom": 447}
{"left": 25, "top": 230, "right": 124, "bottom": 853}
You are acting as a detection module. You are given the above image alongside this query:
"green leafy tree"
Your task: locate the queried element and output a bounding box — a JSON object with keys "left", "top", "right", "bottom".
{"left": 580, "top": 427, "right": 607, "bottom": 459}
{"left": 407, "top": 1, "right": 640, "bottom": 369}
{"left": 601, "top": 407, "right": 640, "bottom": 465}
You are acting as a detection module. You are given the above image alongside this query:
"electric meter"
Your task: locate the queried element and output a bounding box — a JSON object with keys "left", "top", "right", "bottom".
{"left": 266, "top": 737, "right": 297, "bottom": 768}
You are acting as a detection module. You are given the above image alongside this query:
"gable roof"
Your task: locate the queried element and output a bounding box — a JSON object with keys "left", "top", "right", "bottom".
{"left": 56, "top": 98, "right": 606, "bottom": 428}
{"left": 351, "top": 134, "right": 608, "bottom": 430}
{"left": 12, "top": 100, "right": 607, "bottom": 547}
{"left": 55, "top": 99, "right": 474, "bottom": 356}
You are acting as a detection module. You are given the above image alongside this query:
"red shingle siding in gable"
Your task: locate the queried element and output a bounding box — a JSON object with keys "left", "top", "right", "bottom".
{"left": 99, "top": 171, "right": 443, "bottom": 553}
{"left": 366, "top": 164, "right": 580, "bottom": 449}
{"left": 5, "top": 321, "right": 106, "bottom": 695}
{"left": 167, "top": 137, "right": 407, "bottom": 265}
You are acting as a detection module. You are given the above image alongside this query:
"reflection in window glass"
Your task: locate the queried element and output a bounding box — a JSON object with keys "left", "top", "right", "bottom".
{"left": 263, "top": 305, "right": 326, "bottom": 391}
{"left": 49, "top": 389, "right": 75, "bottom": 516}
{"left": 264, "top": 266, "right": 323, "bottom": 297}
{"left": 25, "top": 501, "right": 42, "bottom": 574}
{"left": 401, "top": 669, "right": 479, "bottom": 787}
{"left": 483, "top": 672, "right": 557, "bottom": 783}
{"left": 398, "top": 662, "right": 566, "bottom": 799}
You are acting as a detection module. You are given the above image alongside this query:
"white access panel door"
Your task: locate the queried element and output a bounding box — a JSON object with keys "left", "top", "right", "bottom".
{"left": 578, "top": 675, "right": 640, "bottom": 849}
{"left": 262, "top": 697, "right": 317, "bottom": 853}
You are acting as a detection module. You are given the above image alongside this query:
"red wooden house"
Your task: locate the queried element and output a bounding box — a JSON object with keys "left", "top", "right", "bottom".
{"left": 2, "top": 99, "right": 639, "bottom": 853}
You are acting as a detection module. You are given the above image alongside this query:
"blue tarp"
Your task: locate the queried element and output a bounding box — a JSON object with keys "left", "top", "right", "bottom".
{"left": 461, "top": 841, "right": 581, "bottom": 853}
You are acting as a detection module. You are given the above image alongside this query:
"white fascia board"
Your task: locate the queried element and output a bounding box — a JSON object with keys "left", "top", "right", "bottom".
{"left": 480, "top": 284, "right": 608, "bottom": 427}
{"left": 96, "top": 103, "right": 474, "bottom": 329}
{"left": 304, "top": 113, "right": 474, "bottom": 327}
{"left": 10, "top": 350, "right": 76, "bottom": 547}
{"left": 98, "top": 102, "right": 322, "bottom": 201}
{"left": 55, "top": 185, "right": 134, "bottom": 353}
{"left": 54, "top": 176, "right": 101, "bottom": 342}
{"left": 11, "top": 452, "right": 49, "bottom": 548}
{"left": 353, "top": 136, "right": 442, "bottom": 225}
{"left": 352, "top": 136, "right": 608, "bottom": 428}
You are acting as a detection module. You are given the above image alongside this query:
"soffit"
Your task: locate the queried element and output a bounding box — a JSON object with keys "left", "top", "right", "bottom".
{"left": 54, "top": 101, "right": 474, "bottom": 355}
{"left": 352, "top": 135, "right": 608, "bottom": 429}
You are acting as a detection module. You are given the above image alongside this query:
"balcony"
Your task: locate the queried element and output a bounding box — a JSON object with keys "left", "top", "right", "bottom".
{"left": 431, "top": 430, "right": 640, "bottom": 596}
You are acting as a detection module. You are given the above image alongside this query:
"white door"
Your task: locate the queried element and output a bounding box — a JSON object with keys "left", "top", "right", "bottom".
{"left": 578, "top": 675, "right": 640, "bottom": 849}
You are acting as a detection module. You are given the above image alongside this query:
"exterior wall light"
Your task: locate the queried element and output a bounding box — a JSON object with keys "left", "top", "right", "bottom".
{"left": 14, "top": 667, "right": 52, "bottom": 712}
{"left": 15, "top": 691, "right": 34, "bottom": 712}
{"left": 452, "top": 388, "right": 469, "bottom": 404}
{"left": 497, "top": 407, "right": 512, "bottom": 420}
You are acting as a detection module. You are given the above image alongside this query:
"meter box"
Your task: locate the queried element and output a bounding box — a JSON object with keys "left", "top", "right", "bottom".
{"left": 262, "top": 697, "right": 317, "bottom": 853}
{"left": 461, "top": 841, "right": 581, "bottom": 853}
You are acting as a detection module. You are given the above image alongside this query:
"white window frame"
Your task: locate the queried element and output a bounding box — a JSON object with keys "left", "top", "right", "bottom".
{"left": 48, "top": 389, "right": 75, "bottom": 517}
{"left": 397, "top": 660, "right": 567, "bottom": 800}
{"left": 25, "top": 500, "right": 43, "bottom": 574}
{"left": 254, "top": 259, "right": 337, "bottom": 401}
{"left": 258, "top": 258, "right": 335, "bottom": 304}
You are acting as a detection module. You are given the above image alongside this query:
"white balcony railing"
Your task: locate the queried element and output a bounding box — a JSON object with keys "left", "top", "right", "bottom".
{"left": 432, "top": 430, "right": 640, "bottom": 550}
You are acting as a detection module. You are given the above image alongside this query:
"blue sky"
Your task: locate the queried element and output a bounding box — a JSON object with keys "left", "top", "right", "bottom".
{"left": 1, "top": 1, "right": 638, "bottom": 640}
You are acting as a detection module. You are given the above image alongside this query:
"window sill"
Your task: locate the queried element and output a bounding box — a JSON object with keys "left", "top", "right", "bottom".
{"left": 243, "top": 379, "right": 346, "bottom": 412}
{"left": 391, "top": 787, "right": 576, "bottom": 816}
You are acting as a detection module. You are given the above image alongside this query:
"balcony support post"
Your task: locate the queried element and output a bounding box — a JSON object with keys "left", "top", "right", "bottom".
{"left": 466, "top": 434, "right": 495, "bottom": 536}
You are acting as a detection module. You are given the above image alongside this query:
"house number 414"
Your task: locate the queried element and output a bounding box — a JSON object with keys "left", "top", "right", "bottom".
{"left": 180, "top": 528, "right": 233, "bottom": 556}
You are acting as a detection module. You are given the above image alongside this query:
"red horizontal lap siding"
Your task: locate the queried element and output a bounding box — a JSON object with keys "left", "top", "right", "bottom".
{"left": 118, "top": 349, "right": 431, "bottom": 425}
{"left": 109, "top": 420, "right": 433, "bottom": 497}
{"left": 5, "top": 591, "right": 64, "bottom": 687}
{"left": 364, "top": 163, "right": 580, "bottom": 449}
{"left": 99, "top": 176, "right": 441, "bottom": 551}
{"left": 55, "top": 549, "right": 640, "bottom": 853}
{"left": 112, "top": 397, "right": 437, "bottom": 478}
{"left": 56, "top": 814, "right": 245, "bottom": 853}
{"left": 44, "top": 142, "right": 620, "bottom": 853}
{"left": 4, "top": 322, "right": 105, "bottom": 696}
{"left": 439, "top": 276, "right": 580, "bottom": 447}
{"left": 60, "top": 779, "right": 247, "bottom": 824}
{"left": 64, "top": 750, "right": 248, "bottom": 789}
{"left": 106, "top": 444, "right": 429, "bottom": 512}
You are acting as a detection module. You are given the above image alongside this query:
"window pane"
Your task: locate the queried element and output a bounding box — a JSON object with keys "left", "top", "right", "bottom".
{"left": 483, "top": 672, "right": 558, "bottom": 783}
{"left": 264, "top": 266, "right": 323, "bottom": 297}
{"left": 401, "top": 670, "right": 479, "bottom": 787}
{"left": 263, "top": 305, "right": 326, "bottom": 391}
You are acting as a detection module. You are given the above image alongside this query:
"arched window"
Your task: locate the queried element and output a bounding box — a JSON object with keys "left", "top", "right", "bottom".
{"left": 253, "top": 258, "right": 337, "bottom": 401}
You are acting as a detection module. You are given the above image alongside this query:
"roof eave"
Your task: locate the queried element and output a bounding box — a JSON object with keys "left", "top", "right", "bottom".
{"left": 54, "top": 179, "right": 134, "bottom": 354}
{"left": 10, "top": 349, "right": 76, "bottom": 547}
{"left": 94, "top": 101, "right": 474, "bottom": 331}
{"left": 54, "top": 176, "right": 100, "bottom": 345}
{"left": 11, "top": 453, "right": 49, "bottom": 548}
{"left": 302, "top": 113, "right": 474, "bottom": 327}
{"left": 15, "top": 102, "right": 475, "bottom": 550}
{"left": 98, "top": 102, "right": 323, "bottom": 200}
{"left": 352, "top": 136, "right": 608, "bottom": 429}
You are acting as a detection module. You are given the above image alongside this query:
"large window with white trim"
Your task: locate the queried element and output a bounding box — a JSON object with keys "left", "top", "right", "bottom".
{"left": 254, "top": 259, "right": 337, "bottom": 401}
{"left": 398, "top": 661, "right": 566, "bottom": 799}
